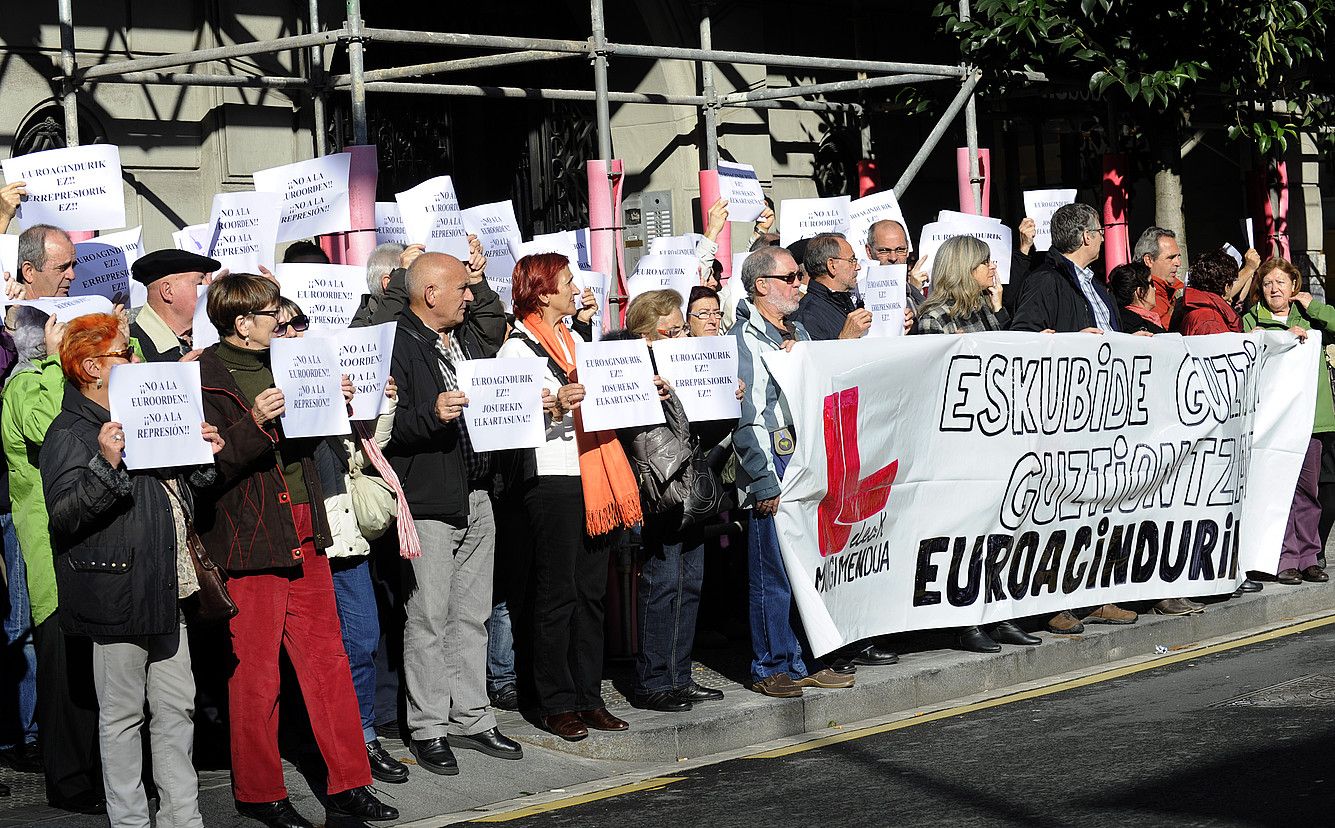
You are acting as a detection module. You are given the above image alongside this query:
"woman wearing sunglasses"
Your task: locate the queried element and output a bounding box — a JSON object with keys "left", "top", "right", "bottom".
{"left": 192, "top": 274, "right": 396, "bottom": 827}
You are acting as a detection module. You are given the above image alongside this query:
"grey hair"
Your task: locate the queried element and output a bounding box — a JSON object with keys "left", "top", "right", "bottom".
{"left": 803, "top": 233, "right": 847, "bottom": 279}
{"left": 740, "top": 247, "right": 783, "bottom": 298}
{"left": 17, "top": 224, "right": 70, "bottom": 273}
{"left": 866, "top": 219, "right": 905, "bottom": 249}
{"left": 1132, "top": 226, "right": 1176, "bottom": 263}
{"left": 366, "top": 242, "right": 405, "bottom": 297}
{"left": 1049, "top": 204, "right": 1100, "bottom": 254}
{"left": 917, "top": 235, "right": 991, "bottom": 319}
{"left": 6, "top": 305, "right": 50, "bottom": 379}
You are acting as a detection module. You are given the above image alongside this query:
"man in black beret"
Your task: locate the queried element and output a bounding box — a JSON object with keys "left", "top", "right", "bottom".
{"left": 128, "top": 249, "right": 220, "bottom": 362}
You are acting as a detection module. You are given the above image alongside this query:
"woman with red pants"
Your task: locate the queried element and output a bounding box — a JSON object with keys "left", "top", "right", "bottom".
{"left": 193, "top": 273, "right": 395, "bottom": 828}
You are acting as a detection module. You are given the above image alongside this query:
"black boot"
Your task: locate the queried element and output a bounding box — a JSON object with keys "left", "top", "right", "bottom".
{"left": 956, "top": 626, "right": 1000, "bottom": 653}
{"left": 990, "top": 620, "right": 1041, "bottom": 646}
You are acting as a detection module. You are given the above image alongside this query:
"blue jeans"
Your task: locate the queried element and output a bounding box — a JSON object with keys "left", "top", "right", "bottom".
{"left": 748, "top": 453, "right": 807, "bottom": 682}
{"left": 0, "top": 513, "right": 37, "bottom": 749}
{"left": 331, "top": 557, "right": 381, "bottom": 742}
{"left": 485, "top": 602, "right": 516, "bottom": 694}
{"left": 635, "top": 515, "right": 705, "bottom": 693}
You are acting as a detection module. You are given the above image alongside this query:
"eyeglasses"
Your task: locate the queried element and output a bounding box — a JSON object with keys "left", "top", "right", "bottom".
{"left": 1087, "top": 227, "right": 1105, "bottom": 237}
{"left": 275, "top": 314, "right": 310, "bottom": 337}
{"left": 828, "top": 255, "right": 860, "bottom": 266}
{"left": 873, "top": 246, "right": 910, "bottom": 257}
{"left": 656, "top": 325, "right": 688, "bottom": 338}
{"left": 93, "top": 347, "right": 134, "bottom": 362}
{"left": 689, "top": 309, "right": 724, "bottom": 320}
{"left": 760, "top": 272, "right": 802, "bottom": 284}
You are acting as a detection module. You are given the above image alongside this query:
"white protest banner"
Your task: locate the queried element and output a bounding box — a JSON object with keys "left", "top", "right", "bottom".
{"left": 916, "top": 218, "right": 1014, "bottom": 284}
{"left": 456, "top": 356, "right": 547, "bottom": 452}
{"left": 108, "top": 361, "right": 211, "bottom": 471}
{"left": 1022, "top": 188, "right": 1077, "bottom": 253}
{"left": 374, "top": 202, "right": 410, "bottom": 247}
{"left": 71, "top": 226, "right": 141, "bottom": 304}
{"left": 849, "top": 190, "right": 910, "bottom": 255}
{"left": 626, "top": 253, "right": 697, "bottom": 312}
{"left": 0, "top": 235, "right": 16, "bottom": 279}
{"left": 463, "top": 201, "right": 521, "bottom": 310}
{"left": 761, "top": 332, "right": 1317, "bottom": 657}
{"left": 2, "top": 145, "right": 124, "bottom": 231}
{"left": 779, "top": 196, "right": 851, "bottom": 248}
{"left": 270, "top": 336, "right": 350, "bottom": 438}
{"left": 329, "top": 322, "right": 396, "bottom": 420}
{"left": 716, "top": 161, "right": 766, "bottom": 222}
{"left": 253, "top": 154, "right": 352, "bottom": 242}
{"left": 11, "top": 295, "right": 113, "bottom": 321}
{"left": 191, "top": 284, "right": 218, "bottom": 350}
{"left": 650, "top": 233, "right": 705, "bottom": 258}
{"left": 572, "top": 269, "right": 611, "bottom": 341}
{"left": 206, "top": 192, "right": 280, "bottom": 274}
{"left": 856, "top": 264, "right": 907, "bottom": 338}
{"left": 574, "top": 338, "right": 665, "bottom": 432}
{"left": 652, "top": 335, "right": 740, "bottom": 421}
{"left": 172, "top": 223, "right": 211, "bottom": 255}
{"left": 394, "top": 176, "right": 469, "bottom": 259}
{"left": 276, "top": 263, "right": 366, "bottom": 331}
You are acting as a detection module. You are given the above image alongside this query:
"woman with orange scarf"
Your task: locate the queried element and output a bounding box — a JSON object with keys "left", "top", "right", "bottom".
{"left": 498, "top": 253, "right": 643, "bottom": 741}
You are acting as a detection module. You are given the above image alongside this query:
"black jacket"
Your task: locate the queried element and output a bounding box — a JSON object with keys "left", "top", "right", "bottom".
{"left": 791, "top": 279, "right": 856, "bottom": 341}
{"left": 387, "top": 277, "right": 506, "bottom": 525}
{"left": 1010, "top": 250, "right": 1120, "bottom": 333}
{"left": 1118, "top": 306, "right": 1166, "bottom": 335}
{"left": 1001, "top": 249, "right": 1041, "bottom": 316}
{"left": 41, "top": 384, "right": 216, "bottom": 637}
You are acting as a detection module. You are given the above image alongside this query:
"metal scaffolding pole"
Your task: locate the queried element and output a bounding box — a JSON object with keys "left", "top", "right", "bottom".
{"left": 359, "top": 80, "right": 860, "bottom": 112}
{"left": 590, "top": 0, "right": 613, "bottom": 161}
{"left": 722, "top": 73, "right": 946, "bottom": 104}
{"left": 332, "top": 50, "right": 578, "bottom": 86}
{"left": 699, "top": 6, "right": 718, "bottom": 170}
{"left": 309, "top": 0, "right": 328, "bottom": 155}
{"left": 79, "top": 30, "right": 345, "bottom": 80}
{"left": 58, "top": 0, "right": 78, "bottom": 145}
{"left": 892, "top": 70, "right": 981, "bottom": 199}
{"left": 960, "top": 1, "right": 982, "bottom": 212}
{"left": 346, "top": 0, "right": 368, "bottom": 146}
{"left": 96, "top": 71, "right": 310, "bottom": 89}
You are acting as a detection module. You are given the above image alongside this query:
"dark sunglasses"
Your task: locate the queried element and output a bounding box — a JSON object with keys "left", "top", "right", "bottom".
{"left": 761, "top": 272, "right": 802, "bottom": 285}
{"left": 276, "top": 314, "right": 310, "bottom": 336}
{"left": 92, "top": 347, "right": 134, "bottom": 362}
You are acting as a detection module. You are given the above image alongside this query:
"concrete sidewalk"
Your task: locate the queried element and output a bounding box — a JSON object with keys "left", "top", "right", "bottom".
{"left": 4, "top": 579, "right": 1333, "bottom": 827}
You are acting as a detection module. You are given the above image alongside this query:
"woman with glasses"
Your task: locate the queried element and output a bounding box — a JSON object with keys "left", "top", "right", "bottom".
{"left": 686, "top": 285, "right": 725, "bottom": 337}
{"left": 41, "top": 313, "right": 224, "bottom": 828}
{"left": 910, "top": 236, "right": 1041, "bottom": 653}
{"left": 192, "top": 274, "right": 396, "bottom": 827}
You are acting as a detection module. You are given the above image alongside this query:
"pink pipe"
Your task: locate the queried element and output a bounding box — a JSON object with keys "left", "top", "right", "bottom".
{"left": 587, "top": 159, "right": 626, "bottom": 329}
{"left": 699, "top": 169, "right": 732, "bottom": 280}
{"left": 319, "top": 144, "right": 379, "bottom": 267}
{"left": 1102, "top": 153, "right": 1130, "bottom": 280}
{"left": 955, "top": 147, "right": 991, "bottom": 216}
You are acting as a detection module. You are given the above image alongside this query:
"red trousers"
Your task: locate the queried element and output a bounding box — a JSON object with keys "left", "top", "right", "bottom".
{"left": 226, "top": 504, "right": 371, "bottom": 802}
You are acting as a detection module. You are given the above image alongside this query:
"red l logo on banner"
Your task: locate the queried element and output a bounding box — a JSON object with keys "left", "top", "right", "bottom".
{"left": 818, "top": 387, "right": 898, "bottom": 557}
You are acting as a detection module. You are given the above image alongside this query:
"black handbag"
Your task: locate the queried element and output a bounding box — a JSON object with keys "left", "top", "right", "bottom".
{"left": 679, "top": 441, "right": 734, "bottom": 531}
{"left": 181, "top": 532, "right": 238, "bottom": 626}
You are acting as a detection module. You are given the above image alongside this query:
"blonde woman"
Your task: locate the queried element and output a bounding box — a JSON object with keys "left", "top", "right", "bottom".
{"left": 911, "top": 235, "right": 1007, "bottom": 334}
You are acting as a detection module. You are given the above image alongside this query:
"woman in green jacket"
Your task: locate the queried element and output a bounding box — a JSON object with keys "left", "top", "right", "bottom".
{"left": 1241, "top": 258, "right": 1334, "bottom": 584}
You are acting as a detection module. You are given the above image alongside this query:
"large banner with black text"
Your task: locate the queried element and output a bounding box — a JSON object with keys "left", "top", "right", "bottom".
{"left": 763, "top": 332, "right": 1319, "bottom": 656}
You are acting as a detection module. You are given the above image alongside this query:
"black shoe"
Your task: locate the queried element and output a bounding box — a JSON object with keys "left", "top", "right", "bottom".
{"left": 326, "top": 786, "right": 398, "bottom": 822}
{"left": 1234, "top": 578, "right": 1264, "bottom": 595}
{"left": 633, "top": 689, "right": 692, "bottom": 712}
{"left": 675, "top": 682, "right": 724, "bottom": 704}
{"left": 373, "top": 721, "right": 403, "bottom": 743}
{"left": 956, "top": 626, "right": 1001, "bottom": 653}
{"left": 448, "top": 727, "right": 524, "bottom": 760}
{"left": 409, "top": 736, "right": 459, "bottom": 775}
{"left": 825, "top": 657, "right": 858, "bottom": 675}
{"left": 53, "top": 791, "right": 107, "bottom": 815}
{"left": 235, "top": 798, "right": 313, "bottom": 828}
{"left": 1, "top": 742, "right": 42, "bottom": 774}
{"left": 851, "top": 644, "right": 899, "bottom": 666}
{"left": 366, "top": 739, "right": 409, "bottom": 784}
{"left": 489, "top": 683, "right": 520, "bottom": 711}
{"left": 990, "top": 620, "right": 1042, "bottom": 646}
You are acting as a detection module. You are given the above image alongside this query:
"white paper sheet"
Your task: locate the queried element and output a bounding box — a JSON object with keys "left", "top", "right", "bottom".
{"left": 328, "top": 322, "right": 396, "bottom": 421}
{"left": 191, "top": 284, "right": 218, "bottom": 350}
{"left": 716, "top": 161, "right": 766, "bottom": 223}
{"left": 849, "top": 190, "right": 911, "bottom": 254}
{"left": 71, "top": 226, "right": 142, "bottom": 304}
{"left": 916, "top": 218, "right": 1014, "bottom": 284}
{"left": 778, "top": 195, "right": 851, "bottom": 247}
{"left": 374, "top": 202, "right": 410, "bottom": 247}
{"left": 2, "top": 144, "right": 125, "bottom": 231}
{"left": 206, "top": 192, "right": 281, "bottom": 273}
{"left": 626, "top": 253, "right": 698, "bottom": 313}
{"left": 394, "top": 176, "right": 470, "bottom": 259}
{"left": 1022, "top": 189, "right": 1077, "bottom": 253}
{"left": 857, "top": 264, "right": 907, "bottom": 338}
{"left": 270, "top": 336, "right": 350, "bottom": 438}
{"left": 10, "top": 295, "right": 114, "bottom": 321}
{"left": 574, "top": 338, "right": 665, "bottom": 431}
{"left": 109, "top": 361, "right": 212, "bottom": 471}
{"left": 276, "top": 263, "right": 367, "bottom": 331}
{"left": 253, "top": 154, "right": 353, "bottom": 242}
{"left": 456, "top": 356, "right": 548, "bottom": 451}
{"left": 651, "top": 335, "right": 741, "bottom": 421}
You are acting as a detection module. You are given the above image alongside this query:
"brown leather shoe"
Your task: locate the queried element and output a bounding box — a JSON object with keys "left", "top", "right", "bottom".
{"left": 1277, "top": 568, "right": 1303, "bottom": 585}
{"left": 794, "top": 668, "right": 855, "bottom": 689}
{"left": 1083, "top": 603, "right": 1137, "bottom": 624}
{"left": 1302, "top": 565, "right": 1329, "bottom": 583}
{"left": 540, "top": 712, "right": 588, "bottom": 741}
{"left": 1151, "top": 597, "right": 1204, "bottom": 616}
{"left": 750, "top": 673, "right": 803, "bottom": 698}
{"left": 1046, "top": 610, "right": 1085, "bottom": 634}
{"left": 577, "top": 707, "right": 629, "bottom": 732}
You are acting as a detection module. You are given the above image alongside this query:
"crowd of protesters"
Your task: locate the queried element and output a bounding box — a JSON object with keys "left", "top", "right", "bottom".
{"left": 0, "top": 180, "right": 1329, "bottom": 828}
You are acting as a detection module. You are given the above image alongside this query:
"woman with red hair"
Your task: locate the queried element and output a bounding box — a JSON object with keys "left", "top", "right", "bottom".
{"left": 41, "top": 313, "right": 223, "bottom": 828}
{"left": 497, "top": 253, "right": 643, "bottom": 740}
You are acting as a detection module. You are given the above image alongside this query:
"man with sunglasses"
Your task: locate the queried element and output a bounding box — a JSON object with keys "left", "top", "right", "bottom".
{"left": 129, "top": 250, "right": 220, "bottom": 362}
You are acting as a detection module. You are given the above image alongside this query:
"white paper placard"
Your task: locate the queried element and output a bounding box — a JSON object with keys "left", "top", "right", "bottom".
{"left": 1243, "top": 218, "right": 1255, "bottom": 250}
{"left": 1223, "top": 243, "right": 1244, "bottom": 268}
{"left": 778, "top": 195, "right": 851, "bottom": 247}
{"left": 572, "top": 269, "right": 611, "bottom": 342}
{"left": 2, "top": 145, "right": 124, "bottom": 231}
{"left": 191, "top": 284, "right": 218, "bottom": 350}
{"left": 849, "top": 190, "right": 911, "bottom": 254}
{"left": 270, "top": 336, "right": 350, "bottom": 438}
{"left": 574, "top": 338, "right": 665, "bottom": 431}
{"left": 937, "top": 209, "right": 1003, "bottom": 225}
{"left": 71, "top": 226, "right": 141, "bottom": 304}
{"left": 10, "top": 295, "right": 114, "bottom": 321}
{"left": 1022, "top": 189, "right": 1077, "bottom": 253}
{"left": 529, "top": 230, "right": 591, "bottom": 269}
{"left": 456, "top": 356, "right": 547, "bottom": 451}
{"left": 652, "top": 335, "right": 740, "bottom": 421}
{"left": 649, "top": 233, "right": 705, "bottom": 257}
{"left": 374, "top": 202, "right": 410, "bottom": 247}
{"left": 172, "top": 223, "right": 212, "bottom": 255}
{"left": 0, "top": 235, "right": 16, "bottom": 279}
{"left": 328, "top": 322, "right": 396, "bottom": 421}
{"left": 463, "top": 201, "right": 521, "bottom": 311}
{"left": 395, "top": 176, "right": 470, "bottom": 259}
{"left": 206, "top": 192, "right": 281, "bottom": 274}
{"left": 857, "top": 264, "right": 907, "bottom": 338}
{"left": 627, "top": 253, "right": 697, "bottom": 313}
{"left": 108, "top": 361, "right": 212, "bottom": 471}
{"left": 276, "top": 263, "right": 366, "bottom": 331}
{"left": 916, "top": 218, "right": 1014, "bottom": 284}
{"left": 253, "top": 154, "right": 353, "bottom": 243}
{"left": 716, "top": 161, "right": 766, "bottom": 223}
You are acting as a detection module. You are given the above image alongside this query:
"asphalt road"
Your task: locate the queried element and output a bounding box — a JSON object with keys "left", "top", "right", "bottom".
{"left": 497, "top": 624, "right": 1335, "bottom": 828}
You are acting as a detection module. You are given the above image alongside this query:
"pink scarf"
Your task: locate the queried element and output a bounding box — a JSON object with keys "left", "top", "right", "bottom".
{"left": 354, "top": 421, "right": 422, "bottom": 559}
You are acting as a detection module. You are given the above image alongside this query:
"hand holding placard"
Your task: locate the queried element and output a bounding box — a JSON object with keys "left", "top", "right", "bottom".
{"left": 651, "top": 335, "right": 741, "bottom": 421}
{"left": 456, "top": 357, "right": 547, "bottom": 451}
{"left": 270, "top": 336, "right": 350, "bottom": 438}
{"left": 108, "top": 361, "right": 213, "bottom": 470}
{"left": 574, "top": 339, "right": 665, "bottom": 431}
